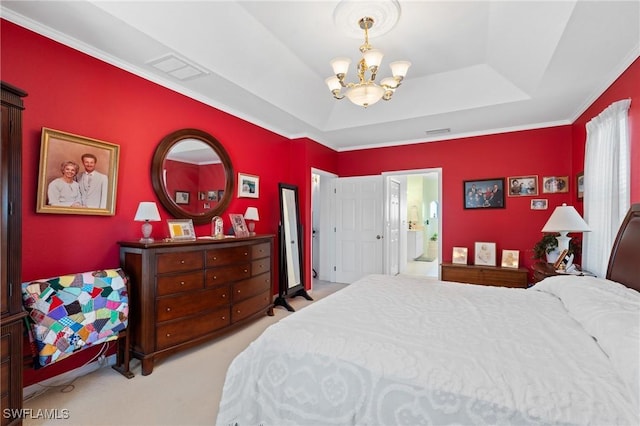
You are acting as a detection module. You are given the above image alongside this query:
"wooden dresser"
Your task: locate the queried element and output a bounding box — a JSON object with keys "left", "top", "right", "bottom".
{"left": 441, "top": 263, "right": 528, "bottom": 288}
{"left": 119, "top": 236, "right": 274, "bottom": 375}
{"left": 1, "top": 82, "right": 27, "bottom": 426}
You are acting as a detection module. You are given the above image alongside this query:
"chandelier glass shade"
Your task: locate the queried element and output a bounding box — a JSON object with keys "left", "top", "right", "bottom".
{"left": 326, "top": 16, "right": 410, "bottom": 108}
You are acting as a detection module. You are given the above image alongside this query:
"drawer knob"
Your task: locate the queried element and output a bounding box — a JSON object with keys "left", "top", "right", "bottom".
{"left": 166, "top": 307, "right": 171, "bottom": 312}
{"left": 244, "top": 252, "right": 248, "bottom": 256}
{"left": 237, "top": 289, "right": 241, "bottom": 294}
{"left": 244, "top": 269, "right": 248, "bottom": 273}
{"left": 166, "top": 333, "right": 171, "bottom": 337}
{"left": 236, "top": 310, "right": 241, "bottom": 314}
{"left": 180, "top": 260, "right": 185, "bottom": 264}
{"left": 213, "top": 256, "right": 217, "bottom": 260}
{"left": 213, "top": 275, "right": 217, "bottom": 280}
{"left": 222, "top": 294, "right": 226, "bottom": 298}
{"left": 222, "top": 316, "right": 226, "bottom": 320}
{"left": 180, "top": 281, "right": 185, "bottom": 286}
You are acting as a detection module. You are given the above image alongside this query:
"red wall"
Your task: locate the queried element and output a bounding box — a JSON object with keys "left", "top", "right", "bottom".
{"left": 2, "top": 19, "right": 638, "bottom": 385}
{"left": 337, "top": 126, "right": 575, "bottom": 272}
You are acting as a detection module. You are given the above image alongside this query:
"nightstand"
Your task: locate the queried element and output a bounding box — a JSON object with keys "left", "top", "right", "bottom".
{"left": 531, "top": 261, "right": 595, "bottom": 284}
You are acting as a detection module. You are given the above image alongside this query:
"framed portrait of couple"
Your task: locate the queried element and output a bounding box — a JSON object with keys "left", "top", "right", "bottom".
{"left": 36, "top": 128, "right": 119, "bottom": 216}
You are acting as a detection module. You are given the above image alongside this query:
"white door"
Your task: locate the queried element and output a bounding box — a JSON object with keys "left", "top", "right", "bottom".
{"left": 386, "top": 178, "right": 401, "bottom": 275}
{"left": 335, "top": 176, "right": 384, "bottom": 283}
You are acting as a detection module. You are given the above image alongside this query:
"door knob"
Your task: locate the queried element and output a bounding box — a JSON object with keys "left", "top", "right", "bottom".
{"left": 376, "top": 235, "right": 383, "bottom": 239}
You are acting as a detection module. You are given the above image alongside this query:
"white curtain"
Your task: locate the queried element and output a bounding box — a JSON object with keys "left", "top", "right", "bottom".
{"left": 582, "top": 99, "right": 630, "bottom": 277}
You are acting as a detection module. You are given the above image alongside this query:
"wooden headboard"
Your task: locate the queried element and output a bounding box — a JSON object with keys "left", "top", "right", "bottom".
{"left": 606, "top": 203, "right": 640, "bottom": 292}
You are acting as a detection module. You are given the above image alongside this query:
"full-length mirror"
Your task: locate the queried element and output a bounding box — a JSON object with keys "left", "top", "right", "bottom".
{"left": 152, "top": 129, "right": 233, "bottom": 225}
{"left": 274, "top": 183, "right": 311, "bottom": 311}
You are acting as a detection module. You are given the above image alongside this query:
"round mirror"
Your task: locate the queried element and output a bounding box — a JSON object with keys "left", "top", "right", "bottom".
{"left": 152, "top": 129, "right": 233, "bottom": 225}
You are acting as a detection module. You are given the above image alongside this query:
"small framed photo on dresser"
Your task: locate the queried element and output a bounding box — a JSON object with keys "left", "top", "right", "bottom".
{"left": 452, "top": 247, "right": 468, "bottom": 264}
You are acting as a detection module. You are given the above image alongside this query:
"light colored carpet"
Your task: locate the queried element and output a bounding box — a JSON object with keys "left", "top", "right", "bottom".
{"left": 22, "top": 280, "right": 347, "bottom": 426}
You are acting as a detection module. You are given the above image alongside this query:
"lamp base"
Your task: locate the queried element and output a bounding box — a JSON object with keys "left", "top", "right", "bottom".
{"left": 248, "top": 221, "right": 256, "bottom": 236}
{"left": 140, "top": 221, "right": 154, "bottom": 243}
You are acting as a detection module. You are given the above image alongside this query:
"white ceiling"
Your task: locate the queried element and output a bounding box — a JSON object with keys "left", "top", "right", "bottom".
{"left": 2, "top": 1, "right": 639, "bottom": 151}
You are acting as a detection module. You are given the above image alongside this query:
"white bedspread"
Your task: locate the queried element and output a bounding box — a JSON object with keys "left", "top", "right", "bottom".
{"left": 216, "top": 274, "right": 638, "bottom": 425}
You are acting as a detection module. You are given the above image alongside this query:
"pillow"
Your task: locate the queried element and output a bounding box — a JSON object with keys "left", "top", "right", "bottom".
{"left": 531, "top": 275, "right": 640, "bottom": 405}
{"left": 21, "top": 269, "right": 129, "bottom": 368}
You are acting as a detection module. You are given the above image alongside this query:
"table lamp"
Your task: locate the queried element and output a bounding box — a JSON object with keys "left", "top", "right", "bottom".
{"left": 541, "top": 203, "right": 591, "bottom": 252}
{"left": 134, "top": 201, "right": 161, "bottom": 243}
{"left": 244, "top": 207, "right": 259, "bottom": 236}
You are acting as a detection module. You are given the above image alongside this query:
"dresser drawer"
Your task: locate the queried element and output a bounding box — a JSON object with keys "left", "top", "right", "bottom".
{"left": 156, "top": 307, "right": 231, "bottom": 350}
{"left": 232, "top": 290, "right": 271, "bottom": 323}
{"left": 251, "top": 242, "right": 271, "bottom": 259}
{"left": 206, "top": 263, "right": 251, "bottom": 286}
{"left": 157, "top": 286, "right": 230, "bottom": 322}
{"left": 157, "top": 271, "right": 204, "bottom": 296}
{"left": 251, "top": 257, "right": 270, "bottom": 276}
{"left": 232, "top": 274, "right": 272, "bottom": 303}
{"left": 442, "top": 267, "right": 481, "bottom": 284}
{"left": 206, "top": 246, "right": 250, "bottom": 267}
{"left": 157, "top": 251, "right": 204, "bottom": 274}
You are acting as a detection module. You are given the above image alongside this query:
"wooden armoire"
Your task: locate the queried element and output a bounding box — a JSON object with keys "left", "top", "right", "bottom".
{"left": 1, "top": 82, "right": 27, "bottom": 426}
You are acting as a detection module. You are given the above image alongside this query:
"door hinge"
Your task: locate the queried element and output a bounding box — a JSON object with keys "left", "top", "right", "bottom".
{"left": 333, "top": 266, "right": 336, "bottom": 271}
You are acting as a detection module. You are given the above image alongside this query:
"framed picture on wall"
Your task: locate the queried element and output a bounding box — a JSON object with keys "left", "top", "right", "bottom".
{"left": 542, "top": 176, "right": 569, "bottom": 193}
{"left": 577, "top": 172, "right": 584, "bottom": 200}
{"left": 36, "top": 127, "right": 119, "bottom": 216}
{"left": 463, "top": 178, "right": 505, "bottom": 209}
{"left": 507, "top": 175, "right": 538, "bottom": 196}
{"left": 531, "top": 199, "right": 548, "bottom": 210}
{"left": 238, "top": 173, "right": 259, "bottom": 198}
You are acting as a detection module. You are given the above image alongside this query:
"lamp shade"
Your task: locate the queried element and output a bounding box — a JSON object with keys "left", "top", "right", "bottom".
{"left": 345, "top": 83, "right": 385, "bottom": 107}
{"left": 134, "top": 202, "right": 161, "bottom": 222}
{"left": 244, "top": 207, "right": 259, "bottom": 221}
{"left": 541, "top": 203, "right": 590, "bottom": 233}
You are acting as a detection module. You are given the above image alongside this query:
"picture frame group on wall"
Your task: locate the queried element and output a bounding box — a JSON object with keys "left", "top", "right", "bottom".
{"left": 542, "top": 176, "right": 569, "bottom": 193}
{"left": 167, "top": 219, "right": 196, "bottom": 241}
{"left": 36, "top": 127, "right": 119, "bottom": 216}
{"left": 238, "top": 173, "right": 259, "bottom": 198}
{"left": 501, "top": 249, "right": 520, "bottom": 268}
{"left": 452, "top": 247, "right": 468, "bottom": 265}
{"left": 463, "top": 178, "right": 505, "bottom": 209}
{"left": 507, "top": 175, "right": 538, "bottom": 196}
{"left": 474, "top": 242, "right": 496, "bottom": 266}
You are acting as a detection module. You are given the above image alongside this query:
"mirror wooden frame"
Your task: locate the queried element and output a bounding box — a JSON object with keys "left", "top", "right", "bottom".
{"left": 151, "top": 129, "right": 233, "bottom": 225}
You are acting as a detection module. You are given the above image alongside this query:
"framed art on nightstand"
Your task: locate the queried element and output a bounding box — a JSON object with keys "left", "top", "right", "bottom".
{"left": 452, "top": 247, "right": 468, "bottom": 264}
{"left": 501, "top": 250, "right": 519, "bottom": 268}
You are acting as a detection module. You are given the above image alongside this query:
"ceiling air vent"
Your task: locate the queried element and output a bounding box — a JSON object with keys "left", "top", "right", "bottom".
{"left": 425, "top": 128, "right": 451, "bottom": 136}
{"left": 147, "top": 53, "right": 208, "bottom": 81}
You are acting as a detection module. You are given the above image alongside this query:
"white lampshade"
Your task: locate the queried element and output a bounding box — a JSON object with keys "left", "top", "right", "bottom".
{"left": 363, "top": 48, "right": 384, "bottom": 69}
{"left": 330, "top": 57, "right": 351, "bottom": 76}
{"left": 345, "top": 83, "right": 385, "bottom": 107}
{"left": 325, "top": 76, "right": 342, "bottom": 92}
{"left": 542, "top": 203, "right": 591, "bottom": 253}
{"left": 390, "top": 61, "right": 411, "bottom": 79}
{"left": 134, "top": 202, "right": 161, "bottom": 222}
{"left": 244, "top": 207, "right": 259, "bottom": 221}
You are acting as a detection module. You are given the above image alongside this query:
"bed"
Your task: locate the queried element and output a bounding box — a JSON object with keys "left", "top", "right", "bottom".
{"left": 216, "top": 204, "right": 640, "bottom": 425}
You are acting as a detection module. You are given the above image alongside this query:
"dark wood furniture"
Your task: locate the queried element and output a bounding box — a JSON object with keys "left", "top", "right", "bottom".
{"left": 441, "top": 263, "right": 528, "bottom": 288}
{"left": 1, "top": 82, "right": 26, "bottom": 426}
{"left": 606, "top": 203, "right": 640, "bottom": 291}
{"left": 531, "top": 261, "right": 595, "bottom": 284}
{"left": 119, "top": 236, "right": 274, "bottom": 375}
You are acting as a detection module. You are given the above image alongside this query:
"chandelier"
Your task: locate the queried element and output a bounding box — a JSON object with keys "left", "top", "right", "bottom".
{"left": 325, "top": 16, "right": 411, "bottom": 108}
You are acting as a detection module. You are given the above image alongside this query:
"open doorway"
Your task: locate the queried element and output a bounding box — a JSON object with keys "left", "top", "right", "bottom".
{"left": 312, "top": 168, "right": 441, "bottom": 283}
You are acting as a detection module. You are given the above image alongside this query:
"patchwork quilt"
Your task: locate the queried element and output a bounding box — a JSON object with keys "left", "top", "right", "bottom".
{"left": 21, "top": 269, "right": 129, "bottom": 368}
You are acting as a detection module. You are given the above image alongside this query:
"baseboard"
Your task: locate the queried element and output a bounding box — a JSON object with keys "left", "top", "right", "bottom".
{"left": 23, "top": 354, "right": 116, "bottom": 401}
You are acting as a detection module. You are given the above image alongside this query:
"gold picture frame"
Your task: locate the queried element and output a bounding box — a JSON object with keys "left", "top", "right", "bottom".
{"left": 237, "top": 173, "right": 259, "bottom": 198}
{"left": 36, "top": 127, "right": 119, "bottom": 215}
{"left": 507, "top": 175, "right": 538, "bottom": 196}
{"left": 229, "top": 213, "right": 250, "bottom": 237}
{"left": 452, "top": 247, "right": 468, "bottom": 264}
{"left": 542, "top": 176, "right": 569, "bottom": 194}
{"left": 167, "top": 219, "right": 196, "bottom": 241}
{"left": 501, "top": 249, "right": 520, "bottom": 268}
